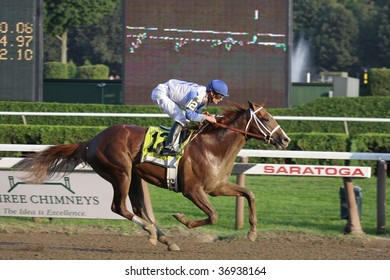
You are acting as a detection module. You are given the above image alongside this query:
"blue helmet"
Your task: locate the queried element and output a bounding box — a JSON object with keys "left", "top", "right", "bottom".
{"left": 206, "top": 80, "right": 229, "bottom": 97}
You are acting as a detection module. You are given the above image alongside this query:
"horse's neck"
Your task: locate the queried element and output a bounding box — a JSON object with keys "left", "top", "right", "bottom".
{"left": 219, "top": 129, "right": 246, "bottom": 162}
{"left": 218, "top": 113, "right": 248, "bottom": 158}
{"left": 198, "top": 112, "right": 248, "bottom": 164}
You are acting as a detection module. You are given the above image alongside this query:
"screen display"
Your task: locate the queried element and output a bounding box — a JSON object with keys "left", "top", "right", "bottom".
{"left": 124, "top": 0, "right": 290, "bottom": 107}
{"left": 0, "top": 0, "right": 42, "bottom": 101}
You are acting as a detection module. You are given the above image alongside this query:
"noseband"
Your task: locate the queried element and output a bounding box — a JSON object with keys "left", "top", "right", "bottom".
{"left": 244, "top": 107, "right": 280, "bottom": 144}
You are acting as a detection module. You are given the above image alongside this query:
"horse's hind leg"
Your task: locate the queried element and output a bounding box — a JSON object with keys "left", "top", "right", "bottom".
{"left": 85, "top": 128, "right": 159, "bottom": 246}
{"left": 129, "top": 172, "right": 180, "bottom": 251}
{"left": 108, "top": 172, "right": 159, "bottom": 245}
{"left": 91, "top": 165, "right": 158, "bottom": 244}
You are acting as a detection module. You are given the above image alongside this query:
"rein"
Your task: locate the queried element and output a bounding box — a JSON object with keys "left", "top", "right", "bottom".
{"left": 212, "top": 107, "right": 280, "bottom": 142}
{"left": 212, "top": 122, "right": 265, "bottom": 140}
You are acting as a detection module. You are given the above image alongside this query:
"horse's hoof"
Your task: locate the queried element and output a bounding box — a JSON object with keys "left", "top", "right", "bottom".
{"left": 168, "top": 243, "right": 180, "bottom": 251}
{"left": 172, "top": 213, "right": 185, "bottom": 222}
{"left": 148, "top": 236, "right": 158, "bottom": 246}
{"left": 247, "top": 230, "right": 257, "bottom": 242}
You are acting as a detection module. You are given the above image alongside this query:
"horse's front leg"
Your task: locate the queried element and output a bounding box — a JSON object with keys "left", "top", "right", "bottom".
{"left": 173, "top": 188, "right": 218, "bottom": 229}
{"left": 210, "top": 182, "right": 257, "bottom": 241}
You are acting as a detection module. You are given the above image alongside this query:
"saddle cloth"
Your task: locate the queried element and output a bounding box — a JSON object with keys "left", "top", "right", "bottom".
{"left": 141, "top": 126, "right": 191, "bottom": 192}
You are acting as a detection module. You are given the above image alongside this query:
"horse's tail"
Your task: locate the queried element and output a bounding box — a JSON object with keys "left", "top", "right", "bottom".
{"left": 13, "top": 141, "right": 90, "bottom": 183}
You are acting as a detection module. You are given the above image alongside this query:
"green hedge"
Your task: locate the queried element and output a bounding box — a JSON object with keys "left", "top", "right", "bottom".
{"left": 0, "top": 101, "right": 219, "bottom": 127}
{"left": 43, "top": 62, "right": 68, "bottom": 79}
{"left": 67, "top": 60, "right": 77, "bottom": 79}
{"left": 244, "top": 133, "right": 349, "bottom": 166}
{"left": 275, "top": 119, "right": 390, "bottom": 135}
{"left": 0, "top": 124, "right": 105, "bottom": 157}
{"left": 0, "top": 124, "right": 104, "bottom": 144}
{"left": 1, "top": 97, "right": 389, "bottom": 133}
{"left": 274, "top": 96, "right": 390, "bottom": 135}
{"left": 289, "top": 96, "right": 390, "bottom": 117}
{"left": 0, "top": 97, "right": 388, "bottom": 136}
{"left": 43, "top": 62, "right": 110, "bottom": 80}
{"left": 0, "top": 97, "right": 390, "bottom": 135}
{"left": 350, "top": 133, "right": 390, "bottom": 175}
{"left": 368, "top": 68, "right": 390, "bottom": 96}
{"left": 76, "top": 64, "right": 110, "bottom": 79}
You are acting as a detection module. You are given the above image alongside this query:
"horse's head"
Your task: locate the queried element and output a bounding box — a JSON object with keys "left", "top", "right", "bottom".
{"left": 245, "top": 101, "right": 290, "bottom": 149}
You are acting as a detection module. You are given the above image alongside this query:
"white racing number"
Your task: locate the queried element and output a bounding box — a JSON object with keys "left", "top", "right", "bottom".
{"left": 185, "top": 98, "right": 199, "bottom": 111}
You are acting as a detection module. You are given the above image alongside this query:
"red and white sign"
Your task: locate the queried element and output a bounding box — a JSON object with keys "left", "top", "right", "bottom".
{"left": 235, "top": 164, "right": 371, "bottom": 178}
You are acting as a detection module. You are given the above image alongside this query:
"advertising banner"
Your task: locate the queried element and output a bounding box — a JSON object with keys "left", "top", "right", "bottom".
{"left": 233, "top": 164, "right": 372, "bottom": 178}
{"left": 0, "top": 171, "right": 126, "bottom": 219}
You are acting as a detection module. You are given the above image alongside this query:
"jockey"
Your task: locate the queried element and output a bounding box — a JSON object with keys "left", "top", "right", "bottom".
{"left": 151, "top": 79, "right": 229, "bottom": 156}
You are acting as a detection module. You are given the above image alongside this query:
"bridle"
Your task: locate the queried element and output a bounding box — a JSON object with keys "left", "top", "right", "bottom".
{"left": 212, "top": 107, "right": 280, "bottom": 143}
{"left": 244, "top": 107, "right": 280, "bottom": 144}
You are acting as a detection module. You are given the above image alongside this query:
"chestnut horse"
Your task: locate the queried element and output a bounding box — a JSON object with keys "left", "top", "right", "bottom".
{"left": 14, "top": 101, "right": 290, "bottom": 251}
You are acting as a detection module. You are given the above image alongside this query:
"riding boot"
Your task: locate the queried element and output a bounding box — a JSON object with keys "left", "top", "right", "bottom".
{"left": 161, "top": 122, "right": 183, "bottom": 156}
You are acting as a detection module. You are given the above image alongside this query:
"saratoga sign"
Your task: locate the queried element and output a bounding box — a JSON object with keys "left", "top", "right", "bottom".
{"left": 0, "top": 171, "right": 127, "bottom": 219}
{"left": 233, "top": 164, "right": 372, "bottom": 178}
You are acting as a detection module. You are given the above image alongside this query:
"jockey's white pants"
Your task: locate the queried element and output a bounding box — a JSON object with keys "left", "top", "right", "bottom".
{"left": 151, "top": 84, "right": 187, "bottom": 126}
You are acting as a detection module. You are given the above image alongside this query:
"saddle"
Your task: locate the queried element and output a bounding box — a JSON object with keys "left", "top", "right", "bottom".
{"left": 141, "top": 126, "right": 192, "bottom": 192}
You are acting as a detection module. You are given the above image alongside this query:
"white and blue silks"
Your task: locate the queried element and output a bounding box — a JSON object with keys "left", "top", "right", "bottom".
{"left": 151, "top": 79, "right": 208, "bottom": 126}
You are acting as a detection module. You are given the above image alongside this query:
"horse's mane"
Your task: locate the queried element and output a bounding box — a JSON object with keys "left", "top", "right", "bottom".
{"left": 218, "top": 102, "right": 247, "bottom": 125}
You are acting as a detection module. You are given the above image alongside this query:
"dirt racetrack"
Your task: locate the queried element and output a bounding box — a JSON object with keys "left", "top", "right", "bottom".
{"left": 1, "top": 228, "right": 390, "bottom": 260}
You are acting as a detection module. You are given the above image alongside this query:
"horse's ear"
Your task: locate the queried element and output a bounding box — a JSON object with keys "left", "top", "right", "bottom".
{"left": 248, "top": 100, "right": 266, "bottom": 108}
{"left": 248, "top": 100, "right": 255, "bottom": 110}
{"left": 248, "top": 100, "right": 263, "bottom": 110}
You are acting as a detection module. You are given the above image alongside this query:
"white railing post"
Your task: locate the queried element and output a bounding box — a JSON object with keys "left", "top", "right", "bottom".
{"left": 343, "top": 121, "right": 349, "bottom": 135}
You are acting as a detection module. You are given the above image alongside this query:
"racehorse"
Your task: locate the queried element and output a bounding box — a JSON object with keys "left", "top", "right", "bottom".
{"left": 14, "top": 101, "right": 290, "bottom": 251}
